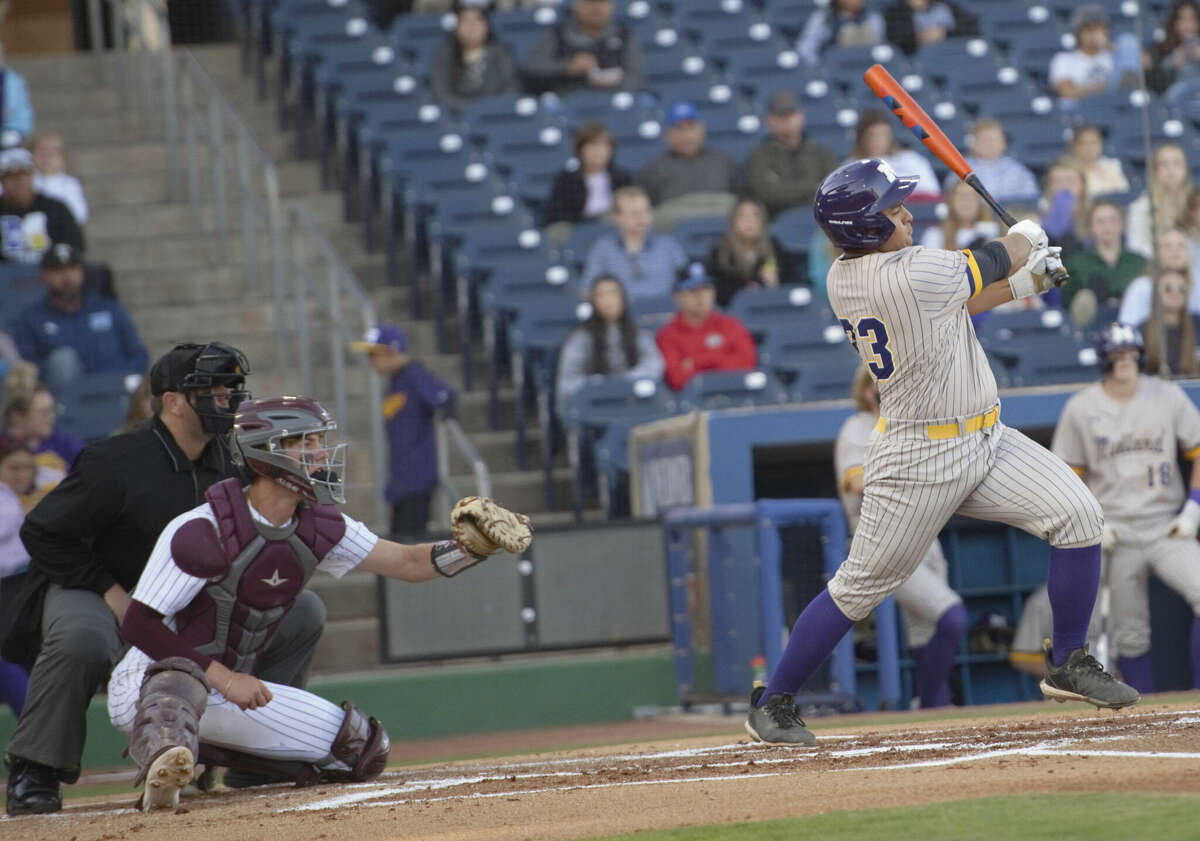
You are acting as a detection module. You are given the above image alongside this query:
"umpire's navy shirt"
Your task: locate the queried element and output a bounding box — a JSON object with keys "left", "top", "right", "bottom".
{"left": 383, "top": 362, "right": 454, "bottom": 501}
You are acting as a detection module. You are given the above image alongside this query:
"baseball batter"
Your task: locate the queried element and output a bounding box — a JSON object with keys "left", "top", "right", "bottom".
{"left": 1051, "top": 323, "right": 1200, "bottom": 693}
{"left": 105, "top": 397, "right": 532, "bottom": 810}
{"left": 835, "top": 365, "right": 966, "bottom": 708}
{"left": 747, "top": 158, "right": 1139, "bottom": 745}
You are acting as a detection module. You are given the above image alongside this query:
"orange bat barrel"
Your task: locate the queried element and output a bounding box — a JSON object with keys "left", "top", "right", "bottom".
{"left": 863, "top": 63, "right": 972, "bottom": 181}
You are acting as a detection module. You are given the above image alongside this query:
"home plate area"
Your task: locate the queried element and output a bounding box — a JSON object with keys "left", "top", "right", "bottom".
{"left": 283, "top": 704, "right": 1200, "bottom": 813}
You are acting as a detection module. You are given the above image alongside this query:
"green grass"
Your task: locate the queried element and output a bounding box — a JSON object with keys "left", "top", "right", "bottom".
{"left": 580, "top": 794, "right": 1200, "bottom": 841}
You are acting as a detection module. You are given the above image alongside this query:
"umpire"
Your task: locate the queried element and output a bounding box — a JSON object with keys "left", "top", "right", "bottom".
{"left": 1, "top": 342, "right": 327, "bottom": 815}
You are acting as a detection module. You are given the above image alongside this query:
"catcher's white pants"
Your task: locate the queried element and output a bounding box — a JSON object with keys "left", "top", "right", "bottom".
{"left": 108, "top": 668, "right": 351, "bottom": 768}
{"left": 831, "top": 420, "right": 1102, "bottom": 621}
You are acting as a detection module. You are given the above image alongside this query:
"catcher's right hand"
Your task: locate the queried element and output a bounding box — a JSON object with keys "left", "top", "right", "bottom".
{"left": 450, "top": 496, "right": 533, "bottom": 558}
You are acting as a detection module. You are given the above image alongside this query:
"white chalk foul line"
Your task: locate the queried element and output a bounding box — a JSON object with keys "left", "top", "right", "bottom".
{"left": 280, "top": 771, "right": 783, "bottom": 812}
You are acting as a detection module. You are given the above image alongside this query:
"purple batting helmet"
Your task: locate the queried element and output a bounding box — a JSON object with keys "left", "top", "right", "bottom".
{"left": 1094, "top": 322, "right": 1143, "bottom": 373}
{"left": 232, "top": 396, "right": 347, "bottom": 505}
{"left": 813, "top": 158, "right": 920, "bottom": 250}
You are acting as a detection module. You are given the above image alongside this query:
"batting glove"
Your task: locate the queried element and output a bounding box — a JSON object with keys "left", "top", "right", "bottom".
{"left": 1009, "top": 219, "right": 1048, "bottom": 250}
{"left": 1166, "top": 499, "right": 1200, "bottom": 539}
{"left": 1008, "top": 246, "right": 1060, "bottom": 299}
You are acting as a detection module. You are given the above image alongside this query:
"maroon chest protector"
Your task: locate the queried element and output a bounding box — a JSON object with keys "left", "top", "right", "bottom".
{"left": 171, "top": 478, "right": 346, "bottom": 673}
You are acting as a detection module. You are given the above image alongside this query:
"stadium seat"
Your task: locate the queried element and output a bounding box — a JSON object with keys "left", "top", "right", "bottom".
{"left": 0, "top": 265, "right": 44, "bottom": 325}
{"left": 728, "top": 284, "right": 828, "bottom": 340}
{"left": 562, "top": 220, "right": 613, "bottom": 268}
{"left": 770, "top": 206, "right": 819, "bottom": 258}
{"left": 55, "top": 372, "right": 132, "bottom": 443}
{"left": 672, "top": 214, "right": 730, "bottom": 261}
{"left": 678, "top": 368, "right": 787, "bottom": 411}
{"left": 461, "top": 94, "right": 551, "bottom": 135}
{"left": 1005, "top": 333, "right": 1100, "bottom": 386}
{"left": 821, "top": 43, "right": 910, "bottom": 92}
{"left": 760, "top": 324, "right": 855, "bottom": 384}
{"left": 388, "top": 9, "right": 455, "bottom": 66}
{"left": 491, "top": 6, "right": 559, "bottom": 55}
{"left": 786, "top": 343, "right": 862, "bottom": 402}
{"left": 630, "top": 293, "right": 677, "bottom": 331}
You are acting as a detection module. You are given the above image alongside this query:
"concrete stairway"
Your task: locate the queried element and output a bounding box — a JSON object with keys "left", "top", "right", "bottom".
{"left": 11, "top": 43, "right": 582, "bottom": 674}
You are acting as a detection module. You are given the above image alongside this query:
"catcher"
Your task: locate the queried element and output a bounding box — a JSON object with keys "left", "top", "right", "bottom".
{"left": 104, "top": 396, "right": 532, "bottom": 811}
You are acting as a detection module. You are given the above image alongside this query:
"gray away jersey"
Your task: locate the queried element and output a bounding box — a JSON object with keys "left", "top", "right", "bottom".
{"left": 826, "top": 246, "right": 996, "bottom": 420}
{"left": 1052, "top": 376, "right": 1200, "bottom": 522}
{"left": 834, "top": 410, "right": 877, "bottom": 531}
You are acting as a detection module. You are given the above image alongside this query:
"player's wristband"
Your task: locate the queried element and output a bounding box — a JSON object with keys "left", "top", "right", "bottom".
{"left": 431, "top": 540, "right": 483, "bottom": 577}
{"left": 1188, "top": 488, "right": 1200, "bottom": 506}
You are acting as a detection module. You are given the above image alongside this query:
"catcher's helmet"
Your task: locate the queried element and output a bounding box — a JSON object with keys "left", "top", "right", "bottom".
{"left": 232, "top": 396, "right": 346, "bottom": 505}
{"left": 1095, "top": 322, "right": 1144, "bottom": 373}
{"left": 813, "top": 158, "right": 920, "bottom": 250}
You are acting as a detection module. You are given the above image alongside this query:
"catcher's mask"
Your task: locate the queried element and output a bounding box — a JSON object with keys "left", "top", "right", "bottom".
{"left": 151, "top": 342, "right": 252, "bottom": 435}
{"left": 231, "top": 396, "right": 347, "bottom": 505}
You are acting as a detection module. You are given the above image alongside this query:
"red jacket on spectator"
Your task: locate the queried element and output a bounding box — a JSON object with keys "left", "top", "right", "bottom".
{"left": 656, "top": 311, "right": 757, "bottom": 390}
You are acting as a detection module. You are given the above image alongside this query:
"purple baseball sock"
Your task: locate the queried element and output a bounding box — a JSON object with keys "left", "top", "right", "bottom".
{"left": 914, "top": 602, "right": 967, "bottom": 709}
{"left": 0, "top": 657, "right": 28, "bottom": 717}
{"left": 759, "top": 588, "right": 854, "bottom": 704}
{"left": 1118, "top": 653, "right": 1154, "bottom": 693}
{"left": 1048, "top": 543, "right": 1101, "bottom": 665}
{"left": 1192, "top": 617, "right": 1200, "bottom": 690}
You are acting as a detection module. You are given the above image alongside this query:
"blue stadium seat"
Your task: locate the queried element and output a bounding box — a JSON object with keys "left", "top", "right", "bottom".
{"left": 728, "top": 284, "right": 828, "bottom": 340}
{"left": 672, "top": 215, "right": 729, "bottom": 261}
{"left": 972, "top": 89, "right": 1055, "bottom": 122}
{"left": 643, "top": 42, "right": 720, "bottom": 90}
{"left": 821, "top": 43, "right": 910, "bottom": 92}
{"left": 461, "top": 93, "right": 550, "bottom": 135}
{"left": 558, "top": 89, "right": 650, "bottom": 125}
{"left": 976, "top": 308, "right": 1074, "bottom": 346}
{"left": 1005, "top": 334, "right": 1100, "bottom": 386}
{"left": 678, "top": 369, "right": 787, "bottom": 411}
{"left": 389, "top": 10, "right": 455, "bottom": 66}
{"left": 938, "top": 63, "right": 1037, "bottom": 110}
{"left": 630, "top": 293, "right": 677, "bottom": 331}
{"left": 0, "top": 265, "right": 43, "bottom": 326}
{"left": 491, "top": 6, "right": 559, "bottom": 55}
{"left": 770, "top": 205, "right": 819, "bottom": 257}
{"left": 562, "top": 220, "right": 613, "bottom": 268}
{"left": 1006, "top": 29, "right": 1070, "bottom": 86}
{"left": 786, "top": 343, "right": 862, "bottom": 402}
{"left": 759, "top": 322, "right": 853, "bottom": 380}
{"left": 55, "top": 372, "right": 131, "bottom": 443}
{"left": 688, "top": 16, "right": 790, "bottom": 60}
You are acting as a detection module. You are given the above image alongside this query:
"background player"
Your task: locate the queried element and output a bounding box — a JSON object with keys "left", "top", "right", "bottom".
{"left": 746, "top": 159, "right": 1139, "bottom": 745}
{"left": 1051, "top": 324, "right": 1200, "bottom": 693}
{"left": 105, "top": 396, "right": 532, "bottom": 810}
{"left": 835, "top": 365, "right": 967, "bottom": 708}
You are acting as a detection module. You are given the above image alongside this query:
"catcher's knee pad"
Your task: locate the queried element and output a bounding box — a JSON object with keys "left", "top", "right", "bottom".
{"left": 326, "top": 702, "right": 390, "bottom": 782}
{"left": 130, "top": 657, "right": 210, "bottom": 782}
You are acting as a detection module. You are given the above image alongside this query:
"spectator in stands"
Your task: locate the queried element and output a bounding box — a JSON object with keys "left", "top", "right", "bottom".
{"left": 544, "top": 123, "right": 632, "bottom": 227}
{"left": 555, "top": 275, "right": 664, "bottom": 417}
{"left": 656, "top": 262, "right": 757, "bottom": 390}
{"left": 583, "top": 185, "right": 687, "bottom": 299}
{"left": 30, "top": 133, "right": 86, "bottom": 227}
{"left": 522, "top": 0, "right": 643, "bottom": 95}
{"left": 744, "top": 91, "right": 838, "bottom": 220}
{"left": 962, "top": 118, "right": 1039, "bottom": 205}
{"left": 706, "top": 198, "right": 795, "bottom": 308}
{"left": 2, "top": 383, "right": 83, "bottom": 501}
{"left": 1145, "top": 0, "right": 1200, "bottom": 95}
{"left": 919, "top": 180, "right": 998, "bottom": 251}
{"left": 0, "top": 64, "right": 33, "bottom": 147}
{"left": 1119, "top": 229, "right": 1198, "bottom": 325}
{"left": 796, "top": 0, "right": 885, "bottom": 67}
{"left": 1049, "top": 4, "right": 1141, "bottom": 104}
{"left": 1040, "top": 157, "right": 1089, "bottom": 254}
{"left": 638, "top": 102, "right": 740, "bottom": 207}
{"left": 429, "top": 1, "right": 520, "bottom": 113}
{"left": 1127, "top": 142, "right": 1193, "bottom": 259}
{"left": 851, "top": 110, "right": 940, "bottom": 200}
{"left": 0, "top": 149, "right": 82, "bottom": 266}
{"left": 351, "top": 324, "right": 455, "bottom": 540}
{"left": 0, "top": 439, "right": 32, "bottom": 716}
{"left": 1067, "top": 124, "right": 1130, "bottom": 198}
{"left": 1184, "top": 188, "right": 1200, "bottom": 278}
{"left": 882, "top": 0, "right": 978, "bottom": 56}
{"left": 1140, "top": 268, "right": 1198, "bottom": 376}
{"left": 1063, "top": 199, "right": 1147, "bottom": 323}
{"left": 116, "top": 378, "right": 152, "bottom": 434}
{"left": 9, "top": 243, "right": 147, "bottom": 392}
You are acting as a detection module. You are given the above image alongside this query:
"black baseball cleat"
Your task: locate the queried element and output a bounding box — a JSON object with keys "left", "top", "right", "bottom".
{"left": 5, "top": 755, "right": 62, "bottom": 815}
{"left": 1040, "top": 641, "right": 1140, "bottom": 710}
{"left": 745, "top": 686, "right": 816, "bottom": 745}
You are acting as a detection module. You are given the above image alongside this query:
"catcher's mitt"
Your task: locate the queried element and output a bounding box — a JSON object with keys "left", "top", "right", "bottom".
{"left": 450, "top": 496, "right": 533, "bottom": 558}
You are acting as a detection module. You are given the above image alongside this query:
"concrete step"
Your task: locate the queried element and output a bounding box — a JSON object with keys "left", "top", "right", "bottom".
{"left": 453, "top": 468, "right": 573, "bottom": 515}
{"left": 465, "top": 428, "right": 546, "bottom": 474}
{"left": 308, "top": 569, "right": 377, "bottom": 623}
{"left": 311, "top": 616, "right": 381, "bottom": 673}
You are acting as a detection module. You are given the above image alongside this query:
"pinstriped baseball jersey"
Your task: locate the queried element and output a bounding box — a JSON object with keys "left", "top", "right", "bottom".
{"left": 1052, "top": 377, "right": 1200, "bottom": 522}
{"left": 826, "top": 246, "right": 996, "bottom": 420}
{"left": 107, "top": 497, "right": 379, "bottom": 762}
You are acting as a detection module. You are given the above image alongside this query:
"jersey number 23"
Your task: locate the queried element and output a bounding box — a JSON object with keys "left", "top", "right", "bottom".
{"left": 840, "top": 317, "right": 895, "bottom": 380}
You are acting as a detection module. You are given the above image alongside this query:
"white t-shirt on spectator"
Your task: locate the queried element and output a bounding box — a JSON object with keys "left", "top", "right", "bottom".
{"left": 34, "top": 172, "right": 88, "bottom": 225}
{"left": 583, "top": 171, "right": 613, "bottom": 218}
{"left": 1118, "top": 274, "right": 1200, "bottom": 326}
{"left": 1048, "top": 49, "right": 1114, "bottom": 96}
{"left": 881, "top": 149, "right": 941, "bottom": 198}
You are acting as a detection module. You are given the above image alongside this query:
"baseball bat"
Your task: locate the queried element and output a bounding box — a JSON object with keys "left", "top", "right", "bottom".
{"left": 863, "top": 63, "right": 1070, "bottom": 288}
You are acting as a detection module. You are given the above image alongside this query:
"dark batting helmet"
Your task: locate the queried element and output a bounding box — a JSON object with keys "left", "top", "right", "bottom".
{"left": 813, "top": 158, "right": 920, "bottom": 250}
{"left": 1094, "top": 322, "right": 1144, "bottom": 373}
{"left": 231, "top": 396, "right": 346, "bottom": 505}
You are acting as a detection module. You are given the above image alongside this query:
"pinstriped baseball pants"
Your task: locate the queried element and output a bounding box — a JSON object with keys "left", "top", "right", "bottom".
{"left": 829, "top": 419, "right": 1103, "bottom": 621}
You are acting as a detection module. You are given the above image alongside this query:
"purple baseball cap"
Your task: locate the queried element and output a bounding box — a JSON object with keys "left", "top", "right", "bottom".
{"left": 350, "top": 323, "right": 408, "bottom": 352}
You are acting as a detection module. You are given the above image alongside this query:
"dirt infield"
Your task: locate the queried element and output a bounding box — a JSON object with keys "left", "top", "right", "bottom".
{"left": 7, "top": 699, "right": 1200, "bottom": 841}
